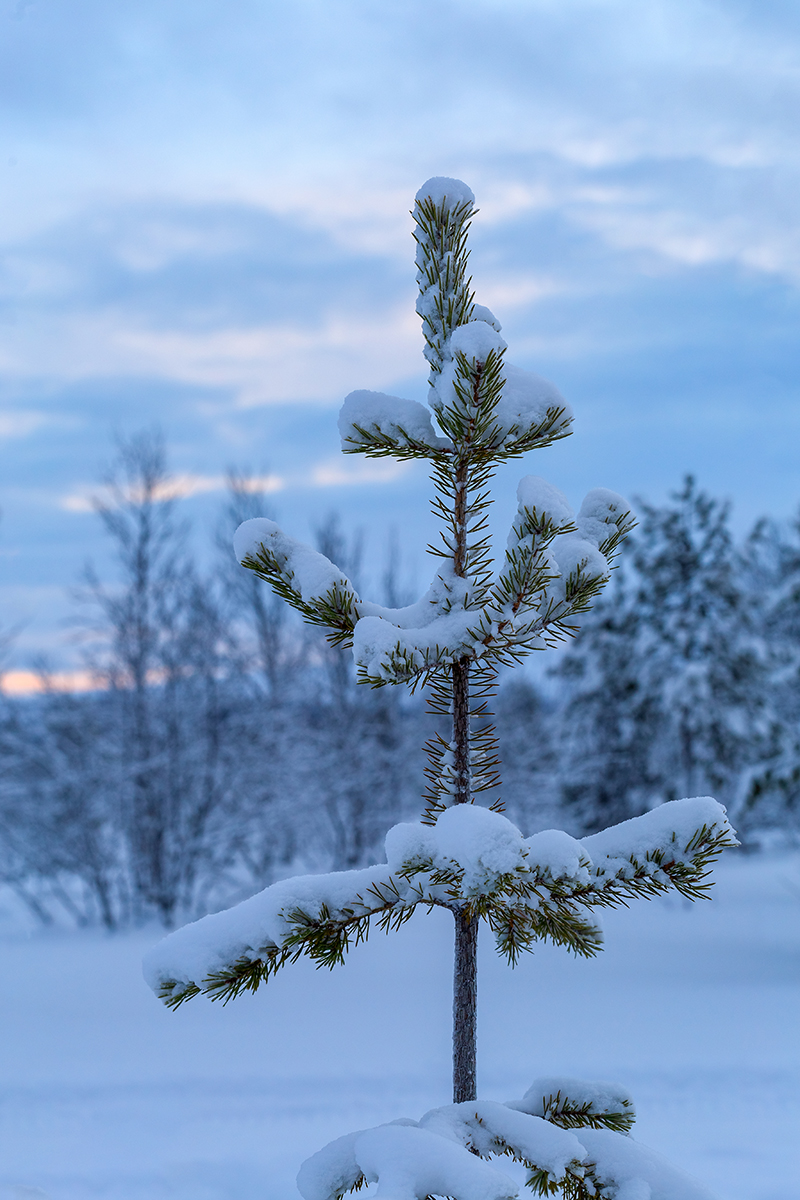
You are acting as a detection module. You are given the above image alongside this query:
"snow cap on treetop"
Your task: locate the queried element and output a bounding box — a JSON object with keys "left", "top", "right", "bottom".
{"left": 415, "top": 176, "right": 475, "bottom": 208}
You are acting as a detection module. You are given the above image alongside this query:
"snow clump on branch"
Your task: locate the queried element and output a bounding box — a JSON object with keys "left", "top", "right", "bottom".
{"left": 430, "top": 319, "right": 573, "bottom": 448}
{"left": 233, "top": 519, "right": 355, "bottom": 603}
{"left": 338, "top": 390, "right": 451, "bottom": 453}
{"left": 297, "top": 1084, "right": 719, "bottom": 1200}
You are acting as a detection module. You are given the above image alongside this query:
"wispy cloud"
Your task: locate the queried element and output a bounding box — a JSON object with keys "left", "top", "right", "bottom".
{"left": 58, "top": 458, "right": 411, "bottom": 515}
{"left": 309, "top": 459, "right": 412, "bottom": 488}
{"left": 0, "top": 409, "right": 46, "bottom": 438}
{"left": 59, "top": 470, "right": 285, "bottom": 514}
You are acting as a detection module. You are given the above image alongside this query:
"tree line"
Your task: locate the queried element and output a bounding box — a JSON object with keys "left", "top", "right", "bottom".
{"left": 1, "top": 436, "right": 798, "bottom": 929}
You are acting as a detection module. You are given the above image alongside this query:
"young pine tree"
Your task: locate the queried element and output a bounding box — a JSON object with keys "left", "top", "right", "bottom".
{"left": 144, "top": 179, "right": 735, "bottom": 1200}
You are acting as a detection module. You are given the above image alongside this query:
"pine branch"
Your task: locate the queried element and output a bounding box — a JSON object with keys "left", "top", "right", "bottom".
{"left": 240, "top": 547, "right": 360, "bottom": 646}
{"left": 490, "top": 404, "right": 573, "bottom": 459}
{"left": 469, "top": 1118, "right": 595, "bottom": 1200}
{"left": 488, "top": 895, "right": 604, "bottom": 964}
{"left": 413, "top": 191, "right": 476, "bottom": 382}
{"left": 341, "top": 1175, "right": 367, "bottom": 1199}
{"left": 154, "top": 810, "right": 734, "bottom": 1029}
{"left": 340, "top": 421, "right": 451, "bottom": 462}
{"left": 539, "top": 1089, "right": 635, "bottom": 1135}
{"left": 527, "top": 1165, "right": 598, "bottom": 1200}
{"left": 156, "top": 880, "right": 431, "bottom": 1008}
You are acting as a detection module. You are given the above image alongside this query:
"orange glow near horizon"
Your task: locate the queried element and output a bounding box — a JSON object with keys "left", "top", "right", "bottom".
{"left": 2, "top": 669, "right": 102, "bottom": 696}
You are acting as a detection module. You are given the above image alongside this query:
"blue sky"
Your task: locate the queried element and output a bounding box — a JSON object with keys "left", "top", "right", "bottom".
{"left": 2, "top": 0, "right": 800, "bottom": 670}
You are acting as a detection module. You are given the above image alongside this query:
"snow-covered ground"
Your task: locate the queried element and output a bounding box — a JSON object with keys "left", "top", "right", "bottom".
{"left": 0, "top": 849, "right": 797, "bottom": 1199}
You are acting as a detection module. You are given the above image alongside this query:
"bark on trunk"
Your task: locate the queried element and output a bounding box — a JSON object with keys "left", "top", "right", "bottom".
{"left": 452, "top": 658, "right": 471, "bottom": 806}
{"left": 451, "top": 438, "right": 477, "bottom": 1101}
{"left": 451, "top": 653, "right": 477, "bottom": 1102}
{"left": 452, "top": 904, "right": 478, "bottom": 1103}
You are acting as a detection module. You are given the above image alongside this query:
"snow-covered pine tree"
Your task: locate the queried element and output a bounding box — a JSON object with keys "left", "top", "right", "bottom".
{"left": 630, "top": 478, "right": 768, "bottom": 809}
{"left": 737, "top": 509, "right": 800, "bottom": 830}
{"left": 551, "top": 566, "right": 655, "bottom": 833}
{"left": 554, "top": 477, "right": 771, "bottom": 836}
{"left": 144, "top": 179, "right": 736, "bottom": 1199}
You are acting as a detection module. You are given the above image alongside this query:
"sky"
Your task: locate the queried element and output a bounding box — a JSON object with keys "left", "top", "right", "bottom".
{"left": 2, "top": 0, "right": 800, "bottom": 673}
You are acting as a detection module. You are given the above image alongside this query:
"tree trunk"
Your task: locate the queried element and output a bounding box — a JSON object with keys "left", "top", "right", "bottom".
{"left": 452, "top": 904, "right": 478, "bottom": 1102}
{"left": 451, "top": 651, "right": 477, "bottom": 1102}
{"left": 452, "top": 658, "right": 471, "bottom": 806}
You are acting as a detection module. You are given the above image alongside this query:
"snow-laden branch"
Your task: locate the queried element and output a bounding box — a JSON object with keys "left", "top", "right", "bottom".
{"left": 143, "top": 798, "right": 736, "bottom": 1008}
{"left": 466, "top": 480, "right": 636, "bottom": 668}
{"left": 349, "top": 480, "right": 634, "bottom": 684}
{"left": 430, "top": 321, "right": 574, "bottom": 456}
{"left": 338, "top": 327, "right": 573, "bottom": 467}
{"left": 233, "top": 518, "right": 362, "bottom": 646}
{"left": 231, "top": 497, "right": 623, "bottom": 681}
{"left": 297, "top": 1075, "right": 718, "bottom": 1200}
{"left": 338, "top": 390, "right": 452, "bottom": 458}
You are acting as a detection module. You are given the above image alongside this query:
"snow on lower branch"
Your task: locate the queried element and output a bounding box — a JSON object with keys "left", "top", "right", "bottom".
{"left": 298, "top": 1080, "right": 719, "bottom": 1200}
{"left": 142, "top": 863, "right": 397, "bottom": 1000}
{"left": 143, "top": 799, "right": 734, "bottom": 1007}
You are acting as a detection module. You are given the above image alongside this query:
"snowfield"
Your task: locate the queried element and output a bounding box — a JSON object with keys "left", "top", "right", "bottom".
{"left": 0, "top": 849, "right": 798, "bottom": 1199}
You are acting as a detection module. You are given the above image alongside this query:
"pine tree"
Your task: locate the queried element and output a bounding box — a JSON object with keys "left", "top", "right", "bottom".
{"left": 552, "top": 567, "right": 654, "bottom": 833}
{"left": 630, "top": 478, "right": 767, "bottom": 808}
{"left": 555, "top": 478, "right": 770, "bottom": 835}
{"left": 144, "top": 179, "right": 736, "bottom": 1199}
{"left": 737, "top": 510, "right": 800, "bottom": 830}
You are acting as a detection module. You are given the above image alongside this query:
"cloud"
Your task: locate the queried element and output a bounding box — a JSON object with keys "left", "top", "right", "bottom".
{"left": 308, "top": 458, "right": 412, "bottom": 488}
{"left": 0, "top": 307, "right": 421, "bottom": 406}
{"left": 0, "top": 409, "right": 46, "bottom": 438}
{"left": 0, "top": 200, "right": 421, "bottom": 403}
{"left": 59, "top": 470, "right": 285, "bottom": 514}
{"left": 112, "top": 311, "right": 421, "bottom": 407}
{"left": 58, "top": 458, "right": 411, "bottom": 515}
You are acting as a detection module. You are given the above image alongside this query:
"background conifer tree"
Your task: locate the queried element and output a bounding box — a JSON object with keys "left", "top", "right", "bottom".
{"left": 738, "top": 508, "right": 800, "bottom": 828}
{"left": 144, "top": 179, "right": 736, "bottom": 1200}
{"left": 555, "top": 476, "right": 768, "bottom": 833}
{"left": 553, "top": 567, "right": 653, "bottom": 833}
